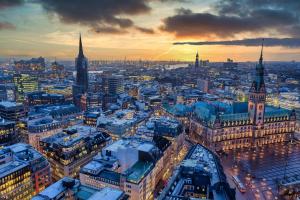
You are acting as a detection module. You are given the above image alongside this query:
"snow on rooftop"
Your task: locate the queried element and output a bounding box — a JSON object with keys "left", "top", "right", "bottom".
{"left": 82, "top": 161, "right": 104, "bottom": 174}
{"left": 88, "top": 187, "right": 123, "bottom": 200}
{"left": 105, "top": 138, "right": 154, "bottom": 153}
{"left": 0, "top": 101, "right": 20, "bottom": 108}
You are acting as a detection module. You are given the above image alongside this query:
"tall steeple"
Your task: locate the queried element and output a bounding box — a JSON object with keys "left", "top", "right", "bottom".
{"left": 73, "top": 33, "right": 89, "bottom": 106}
{"left": 78, "top": 33, "right": 84, "bottom": 58}
{"left": 195, "top": 51, "right": 199, "bottom": 68}
{"left": 254, "top": 39, "right": 265, "bottom": 93}
{"left": 259, "top": 39, "right": 264, "bottom": 65}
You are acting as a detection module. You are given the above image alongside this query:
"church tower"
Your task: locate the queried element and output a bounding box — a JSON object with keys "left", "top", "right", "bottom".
{"left": 195, "top": 51, "right": 199, "bottom": 68}
{"left": 75, "top": 34, "right": 88, "bottom": 92}
{"left": 248, "top": 40, "right": 266, "bottom": 126}
{"left": 73, "top": 34, "right": 89, "bottom": 106}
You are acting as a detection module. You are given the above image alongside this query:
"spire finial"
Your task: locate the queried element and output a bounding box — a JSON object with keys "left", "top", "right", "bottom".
{"left": 79, "top": 33, "right": 84, "bottom": 57}
{"left": 259, "top": 38, "right": 264, "bottom": 64}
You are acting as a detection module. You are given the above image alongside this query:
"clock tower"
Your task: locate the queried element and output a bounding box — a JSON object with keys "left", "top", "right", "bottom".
{"left": 248, "top": 40, "right": 266, "bottom": 126}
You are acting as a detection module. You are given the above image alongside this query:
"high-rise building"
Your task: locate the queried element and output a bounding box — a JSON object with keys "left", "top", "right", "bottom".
{"left": 197, "top": 78, "right": 210, "bottom": 93}
{"left": 72, "top": 34, "right": 89, "bottom": 106}
{"left": 80, "top": 93, "right": 103, "bottom": 111}
{"left": 102, "top": 75, "right": 124, "bottom": 96}
{"left": 13, "top": 74, "right": 39, "bottom": 102}
{"left": 39, "top": 125, "right": 111, "bottom": 181}
{"left": 0, "top": 143, "right": 51, "bottom": 200}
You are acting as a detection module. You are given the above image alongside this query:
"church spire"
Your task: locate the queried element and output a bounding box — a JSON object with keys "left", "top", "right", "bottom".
{"left": 195, "top": 50, "right": 199, "bottom": 68}
{"left": 259, "top": 39, "right": 264, "bottom": 65}
{"left": 78, "top": 33, "right": 84, "bottom": 57}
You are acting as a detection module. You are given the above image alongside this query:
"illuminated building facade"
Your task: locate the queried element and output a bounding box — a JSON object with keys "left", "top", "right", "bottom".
{"left": 84, "top": 111, "right": 101, "bottom": 127}
{"left": 0, "top": 118, "right": 16, "bottom": 147}
{"left": 43, "top": 84, "right": 73, "bottom": 101}
{"left": 26, "top": 91, "right": 65, "bottom": 106}
{"left": 39, "top": 125, "right": 111, "bottom": 181}
{"left": 27, "top": 116, "right": 64, "bottom": 150}
{"left": 50, "top": 61, "right": 65, "bottom": 79}
{"left": 80, "top": 131, "right": 184, "bottom": 200}
{"left": 0, "top": 101, "right": 26, "bottom": 121}
{"left": 80, "top": 93, "right": 103, "bottom": 111}
{"left": 0, "top": 143, "right": 51, "bottom": 199}
{"left": 14, "top": 57, "right": 45, "bottom": 74}
{"left": 13, "top": 74, "right": 39, "bottom": 102}
{"left": 166, "top": 44, "right": 297, "bottom": 151}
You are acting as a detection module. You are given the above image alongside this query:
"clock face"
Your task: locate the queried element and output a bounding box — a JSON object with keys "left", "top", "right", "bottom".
{"left": 259, "top": 105, "right": 263, "bottom": 110}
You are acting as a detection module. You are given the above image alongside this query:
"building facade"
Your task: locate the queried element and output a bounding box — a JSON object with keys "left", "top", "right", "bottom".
{"left": 0, "top": 101, "right": 26, "bottom": 121}
{"left": 158, "top": 144, "right": 235, "bottom": 200}
{"left": 190, "top": 45, "right": 296, "bottom": 151}
{"left": 0, "top": 118, "right": 16, "bottom": 147}
{"left": 39, "top": 125, "right": 111, "bottom": 181}
{"left": 165, "top": 44, "right": 296, "bottom": 151}
{"left": 13, "top": 74, "right": 39, "bottom": 102}
{"left": 27, "top": 116, "right": 64, "bottom": 150}
{"left": 0, "top": 143, "right": 51, "bottom": 200}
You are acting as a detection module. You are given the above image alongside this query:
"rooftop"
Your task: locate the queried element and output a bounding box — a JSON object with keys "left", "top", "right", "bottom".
{"left": 159, "top": 144, "right": 235, "bottom": 200}
{"left": 0, "top": 101, "right": 22, "bottom": 108}
{"left": 126, "top": 161, "right": 153, "bottom": 184}
{"left": 0, "top": 143, "right": 47, "bottom": 179}
{"left": 104, "top": 138, "right": 155, "bottom": 154}
{"left": 88, "top": 187, "right": 125, "bottom": 200}
{"left": 165, "top": 100, "right": 295, "bottom": 128}
{"left": 41, "top": 125, "right": 110, "bottom": 148}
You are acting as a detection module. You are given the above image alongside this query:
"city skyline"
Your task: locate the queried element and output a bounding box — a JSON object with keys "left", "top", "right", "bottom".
{"left": 1, "top": 0, "right": 300, "bottom": 61}
{"left": 0, "top": 3, "right": 299, "bottom": 197}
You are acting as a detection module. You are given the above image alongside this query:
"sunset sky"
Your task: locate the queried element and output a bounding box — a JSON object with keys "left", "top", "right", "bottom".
{"left": 0, "top": 0, "right": 300, "bottom": 61}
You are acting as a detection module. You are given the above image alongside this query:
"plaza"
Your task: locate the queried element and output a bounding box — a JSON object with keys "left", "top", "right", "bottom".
{"left": 221, "top": 142, "right": 300, "bottom": 200}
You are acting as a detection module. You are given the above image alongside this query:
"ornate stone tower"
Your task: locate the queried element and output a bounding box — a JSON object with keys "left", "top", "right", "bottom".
{"left": 248, "top": 40, "right": 266, "bottom": 126}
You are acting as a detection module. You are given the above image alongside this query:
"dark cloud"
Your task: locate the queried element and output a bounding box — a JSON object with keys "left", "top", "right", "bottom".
{"left": 0, "top": 22, "right": 16, "bottom": 30}
{"left": 36, "top": 0, "right": 157, "bottom": 34}
{"left": 161, "top": 0, "right": 300, "bottom": 38}
{"left": 174, "top": 38, "right": 300, "bottom": 48}
{"left": 0, "top": 0, "right": 24, "bottom": 9}
{"left": 0, "top": 0, "right": 21, "bottom": 31}
{"left": 135, "top": 26, "right": 155, "bottom": 34}
{"left": 92, "top": 26, "right": 128, "bottom": 35}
